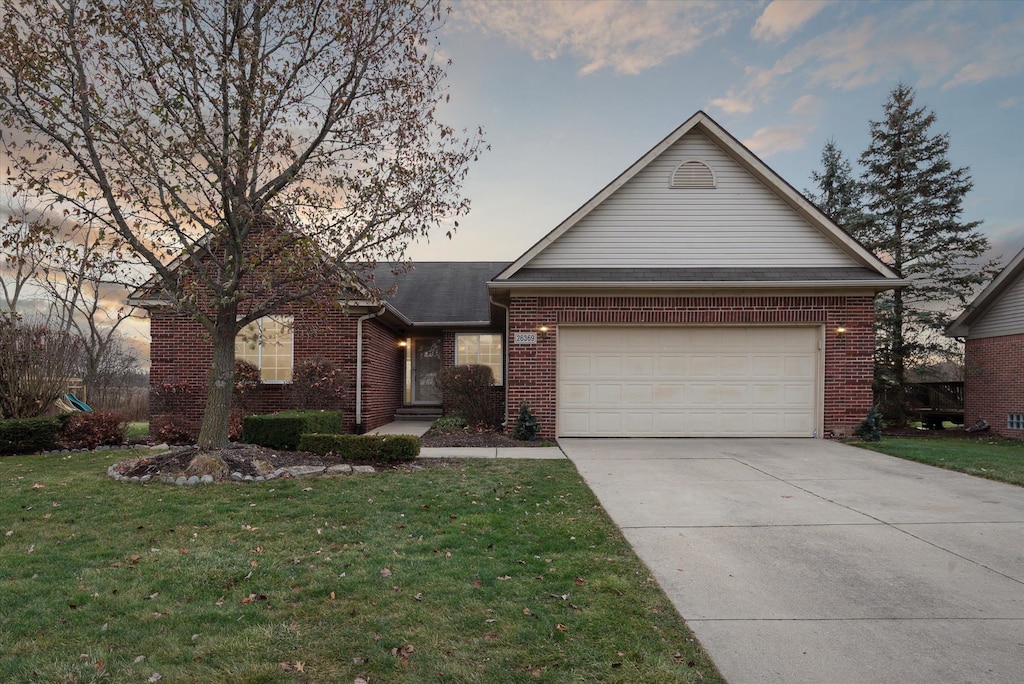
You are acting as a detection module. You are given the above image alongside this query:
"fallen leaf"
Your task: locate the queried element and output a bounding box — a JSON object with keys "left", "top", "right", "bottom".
{"left": 574, "top": 577, "right": 585, "bottom": 586}
{"left": 414, "top": 593, "right": 423, "bottom": 601}
{"left": 27, "top": 544, "right": 34, "bottom": 554}
{"left": 380, "top": 568, "right": 392, "bottom": 577}
{"left": 445, "top": 551, "right": 452, "bottom": 558}
{"left": 497, "top": 575, "right": 511, "bottom": 581}
{"left": 5, "top": 530, "right": 12, "bottom": 536}
{"left": 329, "top": 591, "right": 336, "bottom": 600}
{"left": 522, "top": 608, "right": 531, "bottom": 615}
{"left": 32, "top": 483, "right": 44, "bottom": 489}
{"left": 129, "top": 554, "right": 141, "bottom": 565}
{"left": 179, "top": 548, "right": 189, "bottom": 554}
{"left": 555, "top": 623, "right": 568, "bottom": 632}
{"left": 249, "top": 560, "right": 258, "bottom": 567}
{"left": 355, "top": 678, "right": 369, "bottom": 684}
{"left": 147, "top": 673, "right": 162, "bottom": 683}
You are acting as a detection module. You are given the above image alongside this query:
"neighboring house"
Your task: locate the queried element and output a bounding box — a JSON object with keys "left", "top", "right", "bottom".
{"left": 947, "top": 245, "right": 1024, "bottom": 437}
{"left": 137, "top": 111, "right": 904, "bottom": 439}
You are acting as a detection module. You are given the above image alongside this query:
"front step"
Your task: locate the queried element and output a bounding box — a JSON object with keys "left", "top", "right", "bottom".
{"left": 394, "top": 406, "right": 442, "bottom": 421}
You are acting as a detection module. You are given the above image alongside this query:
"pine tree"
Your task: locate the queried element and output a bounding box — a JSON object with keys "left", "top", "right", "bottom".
{"left": 806, "top": 138, "right": 865, "bottom": 237}
{"left": 858, "top": 83, "right": 997, "bottom": 418}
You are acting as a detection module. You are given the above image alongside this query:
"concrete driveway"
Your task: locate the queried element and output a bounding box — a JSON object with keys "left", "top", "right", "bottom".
{"left": 560, "top": 438, "right": 1024, "bottom": 684}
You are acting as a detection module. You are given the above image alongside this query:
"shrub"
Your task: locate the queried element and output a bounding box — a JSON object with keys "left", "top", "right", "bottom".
{"left": 435, "top": 365, "right": 496, "bottom": 427}
{"left": 242, "top": 409, "right": 345, "bottom": 450}
{"left": 58, "top": 411, "right": 126, "bottom": 450}
{"left": 0, "top": 416, "right": 67, "bottom": 455}
{"left": 855, "top": 406, "right": 884, "bottom": 442}
{"left": 233, "top": 360, "right": 261, "bottom": 412}
{"left": 289, "top": 358, "right": 349, "bottom": 410}
{"left": 512, "top": 401, "right": 541, "bottom": 441}
{"left": 298, "top": 433, "right": 419, "bottom": 462}
{"left": 0, "top": 319, "right": 81, "bottom": 419}
{"left": 151, "top": 414, "right": 196, "bottom": 445}
{"left": 432, "top": 413, "right": 467, "bottom": 433}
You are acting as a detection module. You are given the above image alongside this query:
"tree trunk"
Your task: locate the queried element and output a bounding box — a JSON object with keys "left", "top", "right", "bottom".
{"left": 197, "top": 309, "right": 237, "bottom": 449}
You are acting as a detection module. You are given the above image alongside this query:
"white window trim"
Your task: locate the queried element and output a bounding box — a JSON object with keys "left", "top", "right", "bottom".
{"left": 237, "top": 315, "right": 294, "bottom": 384}
{"left": 454, "top": 333, "right": 503, "bottom": 386}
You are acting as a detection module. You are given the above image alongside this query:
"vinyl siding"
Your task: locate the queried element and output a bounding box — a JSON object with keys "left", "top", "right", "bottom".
{"left": 527, "top": 131, "right": 860, "bottom": 269}
{"left": 969, "top": 271, "right": 1024, "bottom": 339}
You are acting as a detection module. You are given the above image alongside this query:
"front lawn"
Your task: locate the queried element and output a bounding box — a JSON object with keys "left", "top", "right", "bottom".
{"left": 0, "top": 450, "right": 721, "bottom": 683}
{"left": 856, "top": 436, "right": 1024, "bottom": 487}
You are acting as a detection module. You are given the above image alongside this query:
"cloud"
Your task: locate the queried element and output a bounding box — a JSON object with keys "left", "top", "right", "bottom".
{"left": 742, "top": 125, "right": 807, "bottom": 157}
{"left": 752, "top": 0, "right": 828, "bottom": 42}
{"left": 712, "top": 4, "right": 1024, "bottom": 116}
{"left": 790, "top": 94, "right": 822, "bottom": 117}
{"left": 456, "top": 1, "right": 742, "bottom": 75}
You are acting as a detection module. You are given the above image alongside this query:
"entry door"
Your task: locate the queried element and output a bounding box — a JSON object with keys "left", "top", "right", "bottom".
{"left": 411, "top": 338, "right": 442, "bottom": 404}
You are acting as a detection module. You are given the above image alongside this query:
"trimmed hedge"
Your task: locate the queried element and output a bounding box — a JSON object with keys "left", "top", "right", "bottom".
{"left": 298, "top": 433, "right": 420, "bottom": 462}
{"left": 241, "top": 409, "right": 344, "bottom": 450}
{"left": 58, "top": 411, "right": 126, "bottom": 450}
{"left": 0, "top": 416, "right": 68, "bottom": 456}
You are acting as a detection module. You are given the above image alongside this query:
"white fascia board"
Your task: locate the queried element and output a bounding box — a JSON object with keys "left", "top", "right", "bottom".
{"left": 946, "top": 244, "right": 1024, "bottom": 337}
{"left": 488, "top": 279, "right": 908, "bottom": 293}
{"left": 344, "top": 299, "right": 413, "bottom": 327}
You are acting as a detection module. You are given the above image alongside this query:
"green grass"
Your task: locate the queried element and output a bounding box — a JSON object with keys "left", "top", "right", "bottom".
{"left": 124, "top": 422, "right": 149, "bottom": 440}
{"left": 856, "top": 436, "right": 1024, "bottom": 486}
{"left": 0, "top": 450, "right": 721, "bottom": 683}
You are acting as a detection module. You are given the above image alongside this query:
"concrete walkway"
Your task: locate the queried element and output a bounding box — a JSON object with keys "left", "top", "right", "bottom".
{"left": 367, "top": 420, "right": 433, "bottom": 436}
{"left": 560, "top": 438, "right": 1024, "bottom": 684}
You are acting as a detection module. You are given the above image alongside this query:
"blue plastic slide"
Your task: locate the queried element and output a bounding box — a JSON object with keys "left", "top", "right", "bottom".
{"left": 65, "top": 392, "right": 93, "bottom": 412}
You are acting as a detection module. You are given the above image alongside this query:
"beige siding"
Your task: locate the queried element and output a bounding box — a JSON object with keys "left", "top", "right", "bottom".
{"left": 528, "top": 131, "right": 859, "bottom": 269}
{"left": 970, "top": 272, "right": 1024, "bottom": 339}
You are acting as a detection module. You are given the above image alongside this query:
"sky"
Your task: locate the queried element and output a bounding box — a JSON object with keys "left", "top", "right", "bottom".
{"left": 406, "top": 0, "right": 1024, "bottom": 266}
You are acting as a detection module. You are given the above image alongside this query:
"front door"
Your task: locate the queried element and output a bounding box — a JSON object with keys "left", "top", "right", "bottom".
{"left": 410, "top": 337, "right": 442, "bottom": 404}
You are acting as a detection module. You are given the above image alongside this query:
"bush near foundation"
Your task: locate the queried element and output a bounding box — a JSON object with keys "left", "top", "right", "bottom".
{"left": 436, "top": 364, "right": 496, "bottom": 427}
{"left": 242, "top": 409, "right": 345, "bottom": 450}
{"left": 298, "top": 433, "right": 419, "bottom": 462}
{"left": 58, "top": 411, "right": 126, "bottom": 450}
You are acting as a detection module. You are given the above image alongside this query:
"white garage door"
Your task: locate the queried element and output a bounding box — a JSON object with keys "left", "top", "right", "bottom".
{"left": 558, "top": 326, "right": 820, "bottom": 437}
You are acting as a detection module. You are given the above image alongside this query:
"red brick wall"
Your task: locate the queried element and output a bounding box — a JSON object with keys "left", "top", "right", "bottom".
{"left": 964, "top": 333, "right": 1024, "bottom": 438}
{"left": 505, "top": 294, "right": 876, "bottom": 439}
{"left": 149, "top": 305, "right": 402, "bottom": 436}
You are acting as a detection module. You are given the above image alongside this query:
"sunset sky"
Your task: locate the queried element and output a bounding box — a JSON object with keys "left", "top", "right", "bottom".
{"left": 411, "top": 0, "right": 1024, "bottom": 265}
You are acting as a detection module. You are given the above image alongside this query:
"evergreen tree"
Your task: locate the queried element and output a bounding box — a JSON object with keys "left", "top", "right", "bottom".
{"left": 806, "top": 138, "right": 865, "bottom": 237}
{"left": 858, "top": 83, "right": 997, "bottom": 418}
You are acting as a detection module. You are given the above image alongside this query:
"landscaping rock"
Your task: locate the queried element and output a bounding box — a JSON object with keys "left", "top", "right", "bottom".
{"left": 282, "top": 465, "right": 325, "bottom": 478}
{"left": 230, "top": 472, "right": 244, "bottom": 481}
{"left": 200, "top": 475, "right": 214, "bottom": 484}
{"left": 326, "top": 464, "right": 353, "bottom": 475}
{"left": 186, "top": 475, "right": 200, "bottom": 485}
{"left": 353, "top": 465, "right": 375, "bottom": 474}
{"left": 174, "top": 476, "right": 186, "bottom": 486}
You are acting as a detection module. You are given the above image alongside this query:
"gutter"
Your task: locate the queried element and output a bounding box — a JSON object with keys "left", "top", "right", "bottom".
{"left": 488, "top": 294, "right": 511, "bottom": 430}
{"left": 355, "top": 306, "right": 386, "bottom": 434}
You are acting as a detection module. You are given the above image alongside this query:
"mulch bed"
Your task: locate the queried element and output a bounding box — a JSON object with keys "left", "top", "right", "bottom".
{"left": 114, "top": 443, "right": 424, "bottom": 481}
{"left": 419, "top": 429, "right": 549, "bottom": 448}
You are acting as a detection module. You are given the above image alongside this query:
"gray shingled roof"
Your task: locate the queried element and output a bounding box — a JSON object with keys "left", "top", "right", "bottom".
{"left": 506, "top": 267, "right": 886, "bottom": 282}
{"left": 370, "top": 262, "right": 508, "bottom": 324}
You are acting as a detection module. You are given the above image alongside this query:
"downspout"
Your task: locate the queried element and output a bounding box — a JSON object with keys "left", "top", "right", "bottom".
{"left": 355, "top": 306, "right": 386, "bottom": 434}
{"left": 489, "top": 294, "right": 510, "bottom": 430}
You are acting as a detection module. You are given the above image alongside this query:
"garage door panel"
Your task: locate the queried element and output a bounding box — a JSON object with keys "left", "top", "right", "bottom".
{"left": 558, "top": 326, "right": 820, "bottom": 438}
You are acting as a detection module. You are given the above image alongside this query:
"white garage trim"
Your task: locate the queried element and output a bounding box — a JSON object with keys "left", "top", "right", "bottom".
{"left": 557, "top": 325, "right": 823, "bottom": 438}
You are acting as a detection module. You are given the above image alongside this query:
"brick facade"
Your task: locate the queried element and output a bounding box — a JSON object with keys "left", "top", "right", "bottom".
{"left": 149, "top": 304, "right": 403, "bottom": 436}
{"left": 964, "top": 333, "right": 1024, "bottom": 437}
{"left": 505, "top": 294, "right": 876, "bottom": 439}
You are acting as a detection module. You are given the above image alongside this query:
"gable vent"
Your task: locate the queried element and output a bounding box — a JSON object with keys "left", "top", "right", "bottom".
{"left": 670, "top": 160, "right": 715, "bottom": 189}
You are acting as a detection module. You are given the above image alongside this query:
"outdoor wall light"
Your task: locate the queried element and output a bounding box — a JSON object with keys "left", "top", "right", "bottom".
{"left": 835, "top": 325, "right": 848, "bottom": 335}
{"left": 538, "top": 325, "right": 550, "bottom": 333}
{"left": 397, "top": 340, "right": 408, "bottom": 347}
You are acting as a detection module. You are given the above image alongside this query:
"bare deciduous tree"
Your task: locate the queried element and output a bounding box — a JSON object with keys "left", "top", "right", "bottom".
{"left": 0, "top": 0, "right": 483, "bottom": 447}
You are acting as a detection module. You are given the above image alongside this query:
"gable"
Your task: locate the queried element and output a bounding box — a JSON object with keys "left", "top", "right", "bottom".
{"left": 965, "top": 265, "right": 1024, "bottom": 339}
{"left": 525, "top": 130, "right": 859, "bottom": 269}
{"left": 494, "top": 111, "right": 902, "bottom": 287}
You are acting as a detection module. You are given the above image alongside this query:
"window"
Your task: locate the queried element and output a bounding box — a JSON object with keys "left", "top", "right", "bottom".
{"left": 455, "top": 333, "right": 502, "bottom": 385}
{"left": 235, "top": 316, "right": 293, "bottom": 382}
{"left": 1009, "top": 414, "right": 1024, "bottom": 430}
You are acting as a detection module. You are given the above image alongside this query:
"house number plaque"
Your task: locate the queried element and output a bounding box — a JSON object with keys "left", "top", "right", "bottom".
{"left": 513, "top": 332, "right": 538, "bottom": 345}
